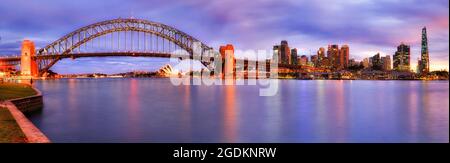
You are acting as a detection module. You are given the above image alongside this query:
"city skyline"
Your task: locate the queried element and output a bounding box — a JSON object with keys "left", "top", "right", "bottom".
{"left": 0, "top": 0, "right": 448, "bottom": 74}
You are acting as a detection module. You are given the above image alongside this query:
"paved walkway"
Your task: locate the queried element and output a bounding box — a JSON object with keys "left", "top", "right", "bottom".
{"left": 2, "top": 101, "right": 50, "bottom": 143}
{"left": 0, "top": 105, "right": 27, "bottom": 143}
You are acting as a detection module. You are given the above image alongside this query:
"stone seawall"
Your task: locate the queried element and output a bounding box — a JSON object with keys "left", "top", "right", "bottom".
{"left": 3, "top": 86, "right": 50, "bottom": 143}
{"left": 9, "top": 87, "right": 43, "bottom": 113}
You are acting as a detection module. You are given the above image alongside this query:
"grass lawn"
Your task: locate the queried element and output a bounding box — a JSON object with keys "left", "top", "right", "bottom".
{"left": 0, "top": 83, "right": 37, "bottom": 101}
{"left": 0, "top": 107, "right": 27, "bottom": 143}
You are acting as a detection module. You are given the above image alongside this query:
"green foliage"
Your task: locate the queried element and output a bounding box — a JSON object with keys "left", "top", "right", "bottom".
{"left": 347, "top": 64, "right": 364, "bottom": 72}
{"left": 430, "top": 70, "right": 449, "bottom": 79}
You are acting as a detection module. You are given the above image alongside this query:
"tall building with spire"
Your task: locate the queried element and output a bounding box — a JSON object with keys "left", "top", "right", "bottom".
{"left": 419, "top": 27, "right": 430, "bottom": 74}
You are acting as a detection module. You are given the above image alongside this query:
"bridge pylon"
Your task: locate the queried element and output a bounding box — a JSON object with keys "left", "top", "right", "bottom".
{"left": 219, "top": 44, "right": 236, "bottom": 79}
{"left": 20, "top": 40, "right": 39, "bottom": 78}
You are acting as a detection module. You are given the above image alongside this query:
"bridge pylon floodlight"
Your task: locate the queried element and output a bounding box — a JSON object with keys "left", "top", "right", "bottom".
{"left": 21, "top": 40, "right": 39, "bottom": 77}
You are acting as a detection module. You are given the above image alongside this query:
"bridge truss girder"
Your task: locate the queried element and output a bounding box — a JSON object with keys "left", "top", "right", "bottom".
{"left": 36, "top": 18, "right": 214, "bottom": 75}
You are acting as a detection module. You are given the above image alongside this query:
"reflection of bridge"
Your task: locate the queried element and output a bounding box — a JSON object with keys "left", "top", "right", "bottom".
{"left": 0, "top": 18, "right": 216, "bottom": 76}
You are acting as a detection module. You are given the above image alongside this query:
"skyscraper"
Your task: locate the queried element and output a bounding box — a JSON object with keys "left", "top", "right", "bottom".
{"left": 299, "top": 55, "right": 308, "bottom": 66}
{"left": 340, "top": 45, "right": 350, "bottom": 69}
{"left": 291, "top": 48, "right": 298, "bottom": 65}
{"left": 273, "top": 45, "right": 280, "bottom": 64}
{"left": 317, "top": 47, "right": 325, "bottom": 60}
{"left": 311, "top": 55, "right": 319, "bottom": 67}
{"left": 327, "top": 44, "right": 339, "bottom": 70}
{"left": 316, "top": 47, "right": 325, "bottom": 67}
{"left": 419, "top": 27, "right": 430, "bottom": 74}
{"left": 417, "top": 59, "right": 422, "bottom": 74}
{"left": 393, "top": 43, "right": 411, "bottom": 71}
{"left": 281, "top": 40, "right": 291, "bottom": 64}
{"left": 273, "top": 40, "right": 291, "bottom": 64}
{"left": 371, "top": 53, "right": 382, "bottom": 70}
{"left": 381, "top": 55, "right": 392, "bottom": 71}
{"left": 362, "top": 58, "right": 370, "bottom": 68}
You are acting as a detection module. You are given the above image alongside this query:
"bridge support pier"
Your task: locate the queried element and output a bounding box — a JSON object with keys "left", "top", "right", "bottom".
{"left": 219, "top": 44, "right": 236, "bottom": 80}
{"left": 20, "top": 40, "right": 39, "bottom": 78}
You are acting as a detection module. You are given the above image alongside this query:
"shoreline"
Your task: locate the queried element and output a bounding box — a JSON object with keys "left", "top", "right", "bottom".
{"left": 0, "top": 83, "right": 50, "bottom": 143}
{"left": 14, "top": 76, "right": 449, "bottom": 81}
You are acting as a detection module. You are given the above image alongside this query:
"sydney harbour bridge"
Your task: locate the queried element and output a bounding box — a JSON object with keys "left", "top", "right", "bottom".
{"left": 0, "top": 18, "right": 318, "bottom": 77}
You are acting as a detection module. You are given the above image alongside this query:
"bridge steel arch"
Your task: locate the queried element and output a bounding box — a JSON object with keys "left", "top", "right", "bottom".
{"left": 36, "top": 18, "right": 214, "bottom": 75}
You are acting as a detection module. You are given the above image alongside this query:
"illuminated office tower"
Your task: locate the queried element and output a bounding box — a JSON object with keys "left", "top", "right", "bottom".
{"left": 299, "top": 55, "right": 308, "bottom": 66}
{"left": 280, "top": 40, "right": 291, "bottom": 64}
{"left": 371, "top": 53, "right": 382, "bottom": 70}
{"left": 393, "top": 43, "right": 411, "bottom": 71}
{"left": 381, "top": 55, "right": 392, "bottom": 71}
{"left": 327, "top": 44, "right": 339, "bottom": 70}
{"left": 291, "top": 48, "right": 298, "bottom": 65}
{"left": 311, "top": 55, "right": 319, "bottom": 67}
{"left": 273, "top": 40, "right": 291, "bottom": 64}
{"left": 340, "top": 45, "right": 349, "bottom": 69}
{"left": 362, "top": 58, "right": 370, "bottom": 68}
{"left": 419, "top": 27, "right": 430, "bottom": 74}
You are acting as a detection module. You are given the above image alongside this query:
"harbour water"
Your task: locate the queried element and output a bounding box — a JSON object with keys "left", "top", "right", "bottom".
{"left": 28, "top": 78, "right": 449, "bottom": 143}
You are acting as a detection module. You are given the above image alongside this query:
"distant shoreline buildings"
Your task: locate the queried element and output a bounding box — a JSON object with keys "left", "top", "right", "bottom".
{"left": 270, "top": 26, "right": 446, "bottom": 80}
{"left": 1, "top": 27, "right": 448, "bottom": 80}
